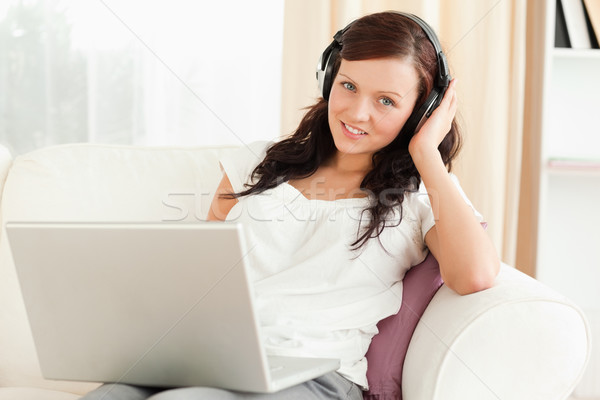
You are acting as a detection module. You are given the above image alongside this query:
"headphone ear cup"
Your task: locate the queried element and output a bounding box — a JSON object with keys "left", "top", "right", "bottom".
{"left": 316, "top": 49, "right": 329, "bottom": 97}
{"left": 320, "top": 46, "right": 340, "bottom": 100}
{"left": 400, "top": 89, "right": 441, "bottom": 140}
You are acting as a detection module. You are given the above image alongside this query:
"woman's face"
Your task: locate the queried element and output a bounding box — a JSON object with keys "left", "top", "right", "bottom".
{"left": 327, "top": 57, "right": 420, "bottom": 160}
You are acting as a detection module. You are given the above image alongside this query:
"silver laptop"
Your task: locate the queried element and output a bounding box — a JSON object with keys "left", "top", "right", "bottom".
{"left": 6, "top": 221, "right": 339, "bottom": 393}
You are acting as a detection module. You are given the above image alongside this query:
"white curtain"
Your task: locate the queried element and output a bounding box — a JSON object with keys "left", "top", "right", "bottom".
{"left": 0, "top": 0, "right": 284, "bottom": 155}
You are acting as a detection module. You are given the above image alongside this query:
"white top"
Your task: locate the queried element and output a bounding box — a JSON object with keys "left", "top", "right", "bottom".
{"left": 219, "top": 141, "right": 482, "bottom": 389}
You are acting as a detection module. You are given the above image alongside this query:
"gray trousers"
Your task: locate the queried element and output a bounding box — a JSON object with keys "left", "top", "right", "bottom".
{"left": 79, "top": 372, "right": 363, "bottom": 400}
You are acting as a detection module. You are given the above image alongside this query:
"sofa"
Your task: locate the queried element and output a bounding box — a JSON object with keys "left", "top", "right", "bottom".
{"left": 0, "top": 142, "right": 591, "bottom": 400}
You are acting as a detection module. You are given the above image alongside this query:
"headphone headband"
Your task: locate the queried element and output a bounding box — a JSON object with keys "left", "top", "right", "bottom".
{"left": 316, "top": 11, "right": 451, "bottom": 137}
{"left": 401, "top": 13, "right": 450, "bottom": 88}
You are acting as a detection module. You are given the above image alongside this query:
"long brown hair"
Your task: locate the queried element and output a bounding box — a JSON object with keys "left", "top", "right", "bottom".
{"left": 226, "top": 12, "right": 461, "bottom": 249}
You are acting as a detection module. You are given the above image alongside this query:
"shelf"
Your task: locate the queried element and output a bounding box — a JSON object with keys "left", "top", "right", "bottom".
{"left": 545, "top": 158, "right": 600, "bottom": 175}
{"left": 552, "top": 47, "right": 600, "bottom": 59}
{"left": 537, "top": 1, "right": 600, "bottom": 396}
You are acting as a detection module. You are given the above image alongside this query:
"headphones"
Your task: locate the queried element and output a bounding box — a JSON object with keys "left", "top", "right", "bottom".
{"left": 316, "top": 12, "right": 451, "bottom": 137}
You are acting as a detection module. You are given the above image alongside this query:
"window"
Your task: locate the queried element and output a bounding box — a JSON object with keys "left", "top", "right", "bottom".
{"left": 0, "top": 0, "right": 284, "bottom": 154}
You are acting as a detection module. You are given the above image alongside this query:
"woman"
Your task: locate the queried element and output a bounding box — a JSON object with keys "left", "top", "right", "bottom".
{"left": 84, "top": 11, "right": 499, "bottom": 400}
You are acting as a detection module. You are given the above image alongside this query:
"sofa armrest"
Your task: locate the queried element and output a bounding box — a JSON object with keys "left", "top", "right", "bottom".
{"left": 402, "top": 263, "right": 591, "bottom": 400}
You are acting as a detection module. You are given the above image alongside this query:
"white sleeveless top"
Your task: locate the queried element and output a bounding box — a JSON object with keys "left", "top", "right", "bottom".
{"left": 219, "top": 141, "right": 482, "bottom": 388}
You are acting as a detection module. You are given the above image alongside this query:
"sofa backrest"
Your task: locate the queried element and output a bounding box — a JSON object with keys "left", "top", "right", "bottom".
{"left": 0, "top": 143, "right": 237, "bottom": 393}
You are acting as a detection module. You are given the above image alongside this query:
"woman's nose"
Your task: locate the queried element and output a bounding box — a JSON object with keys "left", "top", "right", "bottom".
{"left": 349, "top": 97, "right": 371, "bottom": 122}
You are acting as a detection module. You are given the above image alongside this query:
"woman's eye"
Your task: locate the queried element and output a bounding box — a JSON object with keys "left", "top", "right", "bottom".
{"left": 342, "top": 82, "right": 356, "bottom": 91}
{"left": 379, "top": 97, "right": 394, "bottom": 107}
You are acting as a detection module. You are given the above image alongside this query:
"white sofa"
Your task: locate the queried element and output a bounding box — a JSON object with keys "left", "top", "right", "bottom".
{"left": 0, "top": 143, "right": 591, "bottom": 400}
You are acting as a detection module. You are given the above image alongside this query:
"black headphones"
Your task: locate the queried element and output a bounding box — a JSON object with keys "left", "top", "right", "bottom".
{"left": 316, "top": 12, "right": 451, "bottom": 137}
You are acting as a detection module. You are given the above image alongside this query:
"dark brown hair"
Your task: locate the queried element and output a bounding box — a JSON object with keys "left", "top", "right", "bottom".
{"left": 226, "top": 12, "right": 461, "bottom": 249}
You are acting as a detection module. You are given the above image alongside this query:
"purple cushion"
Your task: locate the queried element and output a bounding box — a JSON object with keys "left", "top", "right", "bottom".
{"left": 363, "top": 253, "right": 443, "bottom": 400}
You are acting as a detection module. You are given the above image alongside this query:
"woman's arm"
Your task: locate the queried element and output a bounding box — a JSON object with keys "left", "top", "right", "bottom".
{"left": 409, "top": 80, "right": 500, "bottom": 295}
{"left": 206, "top": 173, "right": 239, "bottom": 221}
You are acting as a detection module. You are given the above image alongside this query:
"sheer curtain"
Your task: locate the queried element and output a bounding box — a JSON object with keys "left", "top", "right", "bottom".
{"left": 0, "top": 0, "right": 284, "bottom": 155}
{"left": 280, "top": 0, "right": 527, "bottom": 268}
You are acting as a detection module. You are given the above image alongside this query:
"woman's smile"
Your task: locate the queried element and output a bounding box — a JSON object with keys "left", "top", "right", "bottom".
{"left": 341, "top": 122, "right": 368, "bottom": 139}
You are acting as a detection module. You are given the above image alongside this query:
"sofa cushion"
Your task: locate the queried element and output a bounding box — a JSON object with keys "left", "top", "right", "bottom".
{"left": 364, "top": 253, "right": 443, "bottom": 400}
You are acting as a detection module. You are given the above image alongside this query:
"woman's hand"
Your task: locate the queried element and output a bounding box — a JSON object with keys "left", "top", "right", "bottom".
{"left": 408, "top": 78, "right": 458, "bottom": 165}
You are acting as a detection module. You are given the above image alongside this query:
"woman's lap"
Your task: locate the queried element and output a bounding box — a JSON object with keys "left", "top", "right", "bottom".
{"left": 80, "top": 372, "right": 362, "bottom": 400}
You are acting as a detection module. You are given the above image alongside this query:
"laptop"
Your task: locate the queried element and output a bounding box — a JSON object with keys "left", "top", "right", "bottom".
{"left": 5, "top": 221, "right": 339, "bottom": 393}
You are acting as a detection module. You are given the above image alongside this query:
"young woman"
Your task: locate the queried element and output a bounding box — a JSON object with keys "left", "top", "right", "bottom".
{"left": 83, "top": 11, "right": 499, "bottom": 400}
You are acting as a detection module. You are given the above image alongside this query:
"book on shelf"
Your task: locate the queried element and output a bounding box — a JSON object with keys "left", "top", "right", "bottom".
{"left": 583, "top": 0, "right": 600, "bottom": 45}
{"left": 557, "top": 0, "right": 600, "bottom": 49}
{"left": 556, "top": 0, "right": 571, "bottom": 47}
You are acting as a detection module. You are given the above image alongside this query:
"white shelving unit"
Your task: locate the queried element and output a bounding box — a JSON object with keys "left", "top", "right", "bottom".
{"left": 530, "top": 1, "right": 600, "bottom": 397}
